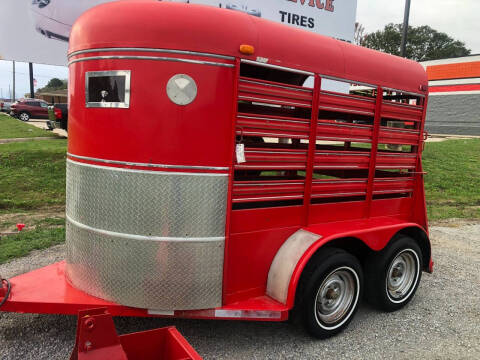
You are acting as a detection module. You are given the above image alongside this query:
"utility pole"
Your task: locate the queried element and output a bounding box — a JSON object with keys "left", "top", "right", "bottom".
{"left": 400, "top": 0, "right": 411, "bottom": 58}
{"left": 12, "top": 61, "right": 16, "bottom": 102}
{"left": 29, "top": 62, "right": 34, "bottom": 99}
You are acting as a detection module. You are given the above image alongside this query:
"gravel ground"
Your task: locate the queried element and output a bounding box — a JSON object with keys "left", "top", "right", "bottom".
{"left": 1, "top": 222, "right": 479, "bottom": 359}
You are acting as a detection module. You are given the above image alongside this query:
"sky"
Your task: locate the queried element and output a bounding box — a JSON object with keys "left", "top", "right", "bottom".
{"left": 357, "top": 0, "right": 480, "bottom": 53}
{"left": 1, "top": 0, "right": 479, "bottom": 101}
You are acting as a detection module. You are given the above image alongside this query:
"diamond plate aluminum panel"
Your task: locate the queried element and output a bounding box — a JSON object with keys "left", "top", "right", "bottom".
{"left": 66, "top": 160, "right": 228, "bottom": 237}
{"left": 66, "top": 218, "right": 224, "bottom": 310}
{"left": 65, "top": 159, "right": 228, "bottom": 310}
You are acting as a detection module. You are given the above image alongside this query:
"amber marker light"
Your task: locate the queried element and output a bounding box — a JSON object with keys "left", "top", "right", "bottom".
{"left": 239, "top": 44, "right": 255, "bottom": 55}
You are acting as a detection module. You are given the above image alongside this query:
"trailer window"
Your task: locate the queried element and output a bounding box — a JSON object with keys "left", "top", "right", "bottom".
{"left": 86, "top": 70, "right": 131, "bottom": 108}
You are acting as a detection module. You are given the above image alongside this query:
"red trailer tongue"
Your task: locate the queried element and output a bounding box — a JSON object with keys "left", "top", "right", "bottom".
{"left": 70, "top": 308, "right": 201, "bottom": 360}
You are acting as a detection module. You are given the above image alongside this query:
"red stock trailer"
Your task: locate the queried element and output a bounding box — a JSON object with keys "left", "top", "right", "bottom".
{"left": 1, "top": 1, "right": 432, "bottom": 340}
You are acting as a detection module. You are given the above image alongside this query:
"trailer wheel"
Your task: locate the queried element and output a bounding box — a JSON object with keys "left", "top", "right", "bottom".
{"left": 365, "top": 235, "right": 422, "bottom": 312}
{"left": 301, "top": 248, "right": 363, "bottom": 339}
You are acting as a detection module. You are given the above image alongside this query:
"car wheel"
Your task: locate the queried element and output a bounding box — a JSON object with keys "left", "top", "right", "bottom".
{"left": 365, "top": 235, "right": 422, "bottom": 312}
{"left": 19, "top": 112, "right": 30, "bottom": 121}
{"left": 300, "top": 248, "right": 363, "bottom": 338}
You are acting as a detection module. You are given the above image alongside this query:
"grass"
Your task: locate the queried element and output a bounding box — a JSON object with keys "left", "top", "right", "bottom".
{"left": 0, "top": 224, "right": 65, "bottom": 264}
{"left": 0, "top": 113, "right": 59, "bottom": 139}
{"left": 0, "top": 139, "right": 67, "bottom": 211}
{"left": 423, "top": 139, "right": 480, "bottom": 220}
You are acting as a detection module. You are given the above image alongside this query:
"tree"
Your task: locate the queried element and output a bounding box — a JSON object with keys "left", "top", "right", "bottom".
{"left": 36, "top": 78, "right": 67, "bottom": 94}
{"left": 362, "top": 23, "right": 471, "bottom": 61}
{"left": 46, "top": 78, "right": 64, "bottom": 88}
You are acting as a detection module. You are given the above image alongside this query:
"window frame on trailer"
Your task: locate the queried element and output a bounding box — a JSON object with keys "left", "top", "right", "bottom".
{"left": 85, "top": 70, "right": 131, "bottom": 109}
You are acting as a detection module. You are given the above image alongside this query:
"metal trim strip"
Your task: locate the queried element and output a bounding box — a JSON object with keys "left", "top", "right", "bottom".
{"left": 67, "top": 215, "right": 225, "bottom": 243}
{"left": 68, "top": 55, "right": 235, "bottom": 67}
{"left": 67, "top": 158, "right": 228, "bottom": 177}
{"left": 67, "top": 153, "right": 229, "bottom": 172}
{"left": 68, "top": 47, "right": 235, "bottom": 60}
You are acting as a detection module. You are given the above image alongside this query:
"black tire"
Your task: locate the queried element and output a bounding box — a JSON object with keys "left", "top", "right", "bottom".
{"left": 19, "top": 112, "right": 30, "bottom": 122}
{"left": 299, "top": 248, "right": 363, "bottom": 339}
{"left": 365, "top": 235, "right": 423, "bottom": 312}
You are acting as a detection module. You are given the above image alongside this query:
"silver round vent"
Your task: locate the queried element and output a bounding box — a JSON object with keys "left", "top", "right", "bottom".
{"left": 166, "top": 74, "right": 197, "bottom": 106}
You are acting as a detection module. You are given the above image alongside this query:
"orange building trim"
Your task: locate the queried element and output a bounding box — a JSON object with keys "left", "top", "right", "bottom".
{"left": 426, "top": 61, "right": 480, "bottom": 80}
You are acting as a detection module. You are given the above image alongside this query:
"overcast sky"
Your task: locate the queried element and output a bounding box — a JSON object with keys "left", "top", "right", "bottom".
{"left": 357, "top": 0, "right": 480, "bottom": 53}
{"left": 1, "top": 0, "right": 479, "bottom": 101}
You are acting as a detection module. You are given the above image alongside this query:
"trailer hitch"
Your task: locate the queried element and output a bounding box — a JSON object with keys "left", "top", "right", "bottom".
{"left": 70, "top": 308, "right": 202, "bottom": 360}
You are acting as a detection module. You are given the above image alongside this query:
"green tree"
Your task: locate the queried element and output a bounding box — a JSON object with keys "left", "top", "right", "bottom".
{"left": 362, "top": 23, "right": 471, "bottom": 61}
{"left": 46, "top": 78, "right": 64, "bottom": 88}
{"left": 36, "top": 78, "right": 67, "bottom": 94}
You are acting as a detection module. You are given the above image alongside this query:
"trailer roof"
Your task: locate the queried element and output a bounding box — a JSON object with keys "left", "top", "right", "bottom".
{"left": 69, "top": 1, "right": 427, "bottom": 95}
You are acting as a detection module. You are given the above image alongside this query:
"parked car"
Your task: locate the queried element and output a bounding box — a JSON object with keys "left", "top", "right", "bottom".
{"left": 10, "top": 99, "right": 50, "bottom": 121}
{"left": 0, "top": 101, "right": 12, "bottom": 113}
{"left": 47, "top": 103, "right": 68, "bottom": 131}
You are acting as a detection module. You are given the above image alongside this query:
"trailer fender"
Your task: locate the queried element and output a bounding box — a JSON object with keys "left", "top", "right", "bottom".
{"left": 267, "top": 223, "right": 429, "bottom": 308}
{"left": 266, "top": 230, "right": 321, "bottom": 305}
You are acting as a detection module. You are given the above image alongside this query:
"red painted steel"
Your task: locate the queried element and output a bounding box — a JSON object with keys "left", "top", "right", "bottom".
{"left": 0, "top": 1, "right": 431, "bottom": 321}
{"left": 365, "top": 87, "right": 383, "bottom": 217}
{"left": 285, "top": 219, "right": 428, "bottom": 308}
{"left": 70, "top": 308, "right": 202, "bottom": 360}
{"left": 69, "top": 2, "right": 427, "bottom": 94}
{"left": 303, "top": 75, "right": 321, "bottom": 225}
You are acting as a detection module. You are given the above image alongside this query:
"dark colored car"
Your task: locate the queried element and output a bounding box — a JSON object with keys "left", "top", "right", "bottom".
{"left": 47, "top": 103, "right": 68, "bottom": 131}
{"left": 10, "top": 99, "right": 49, "bottom": 121}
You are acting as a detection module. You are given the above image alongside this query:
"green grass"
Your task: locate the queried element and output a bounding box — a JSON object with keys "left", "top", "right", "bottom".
{"left": 0, "top": 139, "right": 67, "bottom": 211}
{"left": 0, "top": 226, "right": 65, "bottom": 264}
{"left": 423, "top": 139, "right": 480, "bottom": 220}
{"left": 0, "top": 113, "right": 59, "bottom": 139}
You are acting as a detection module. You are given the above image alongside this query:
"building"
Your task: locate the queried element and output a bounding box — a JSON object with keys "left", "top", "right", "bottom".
{"left": 35, "top": 89, "right": 68, "bottom": 104}
{"left": 421, "top": 55, "right": 480, "bottom": 135}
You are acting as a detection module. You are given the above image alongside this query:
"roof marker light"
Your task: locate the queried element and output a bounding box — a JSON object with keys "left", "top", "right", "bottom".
{"left": 239, "top": 44, "right": 255, "bottom": 55}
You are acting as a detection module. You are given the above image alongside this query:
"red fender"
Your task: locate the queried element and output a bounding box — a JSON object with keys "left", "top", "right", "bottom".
{"left": 285, "top": 220, "right": 428, "bottom": 308}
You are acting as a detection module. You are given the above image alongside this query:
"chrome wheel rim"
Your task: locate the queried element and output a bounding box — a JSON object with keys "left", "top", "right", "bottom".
{"left": 20, "top": 113, "right": 29, "bottom": 121}
{"left": 314, "top": 267, "right": 359, "bottom": 329}
{"left": 386, "top": 249, "right": 419, "bottom": 302}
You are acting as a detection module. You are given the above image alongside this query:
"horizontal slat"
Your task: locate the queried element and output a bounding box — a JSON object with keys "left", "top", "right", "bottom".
{"left": 314, "top": 150, "right": 370, "bottom": 169}
{"left": 373, "top": 177, "right": 415, "bottom": 194}
{"left": 317, "top": 121, "right": 373, "bottom": 143}
{"left": 239, "top": 77, "right": 313, "bottom": 108}
{"left": 235, "top": 147, "right": 308, "bottom": 170}
{"left": 376, "top": 152, "right": 417, "bottom": 169}
{"left": 232, "top": 180, "right": 305, "bottom": 203}
{"left": 382, "top": 101, "right": 423, "bottom": 122}
{"left": 236, "top": 113, "right": 310, "bottom": 139}
{"left": 311, "top": 178, "right": 367, "bottom": 198}
{"left": 378, "top": 127, "right": 421, "bottom": 146}
{"left": 319, "top": 91, "right": 376, "bottom": 116}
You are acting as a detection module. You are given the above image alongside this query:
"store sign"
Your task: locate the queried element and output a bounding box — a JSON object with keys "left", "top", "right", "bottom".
{"left": 0, "top": 0, "right": 356, "bottom": 66}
